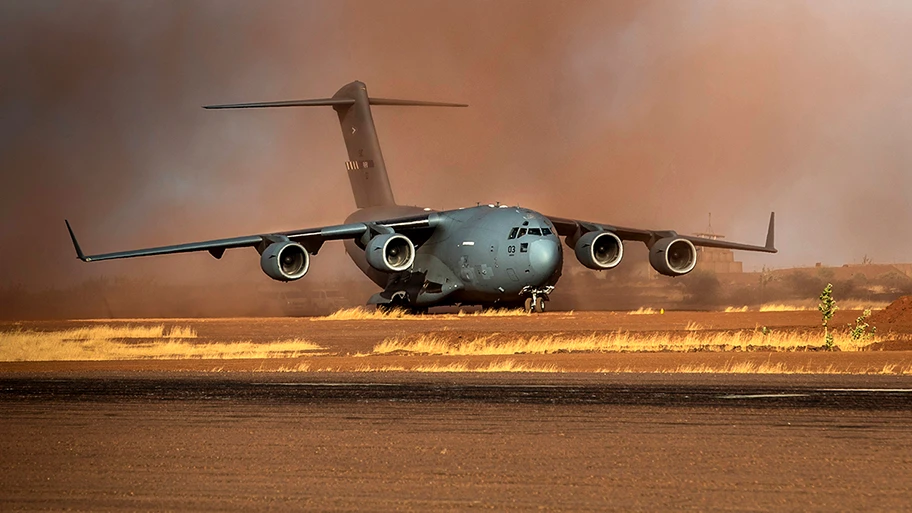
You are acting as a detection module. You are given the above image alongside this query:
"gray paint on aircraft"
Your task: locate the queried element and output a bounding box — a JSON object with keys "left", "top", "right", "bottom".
{"left": 66, "top": 81, "right": 775, "bottom": 312}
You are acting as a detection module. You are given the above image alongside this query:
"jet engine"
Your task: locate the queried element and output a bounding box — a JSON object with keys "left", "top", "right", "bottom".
{"left": 648, "top": 237, "right": 697, "bottom": 276}
{"left": 260, "top": 241, "right": 310, "bottom": 281}
{"left": 574, "top": 231, "right": 623, "bottom": 270}
{"left": 366, "top": 233, "right": 415, "bottom": 272}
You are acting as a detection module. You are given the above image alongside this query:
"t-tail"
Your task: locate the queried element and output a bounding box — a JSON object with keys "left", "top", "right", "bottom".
{"left": 204, "top": 81, "right": 466, "bottom": 209}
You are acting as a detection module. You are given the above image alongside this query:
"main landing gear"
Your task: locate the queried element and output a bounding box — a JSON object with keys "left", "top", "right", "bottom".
{"left": 377, "top": 291, "right": 428, "bottom": 315}
{"left": 521, "top": 286, "right": 554, "bottom": 314}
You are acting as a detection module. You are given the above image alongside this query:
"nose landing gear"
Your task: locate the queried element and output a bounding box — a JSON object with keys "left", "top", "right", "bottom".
{"left": 521, "top": 285, "right": 554, "bottom": 314}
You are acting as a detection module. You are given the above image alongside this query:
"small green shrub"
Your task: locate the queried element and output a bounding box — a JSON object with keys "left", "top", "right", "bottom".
{"left": 849, "top": 309, "right": 876, "bottom": 342}
{"left": 818, "top": 283, "right": 838, "bottom": 350}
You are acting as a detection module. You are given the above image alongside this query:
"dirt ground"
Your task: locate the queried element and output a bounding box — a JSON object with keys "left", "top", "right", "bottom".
{"left": 4, "top": 312, "right": 912, "bottom": 510}
{"left": 2, "top": 373, "right": 911, "bottom": 511}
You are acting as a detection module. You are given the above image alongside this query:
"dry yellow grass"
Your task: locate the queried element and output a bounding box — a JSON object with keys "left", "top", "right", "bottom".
{"left": 349, "top": 360, "right": 562, "bottom": 373}
{"left": 627, "top": 307, "right": 661, "bottom": 315}
{"left": 315, "top": 306, "right": 531, "bottom": 320}
{"left": 596, "top": 362, "right": 912, "bottom": 374}
{"left": 374, "top": 329, "right": 877, "bottom": 355}
{"left": 723, "top": 306, "right": 748, "bottom": 313}
{"left": 316, "top": 307, "right": 415, "bottom": 320}
{"left": 0, "top": 325, "right": 323, "bottom": 361}
{"left": 670, "top": 362, "right": 808, "bottom": 374}
{"left": 56, "top": 324, "right": 198, "bottom": 340}
{"left": 217, "top": 361, "right": 912, "bottom": 375}
{"left": 757, "top": 301, "right": 889, "bottom": 312}
{"left": 841, "top": 300, "right": 890, "bottom": 310}
{"left": 270, "top": 363, "right": 313, "bottom": 372}
{"left": 759, "top": 304, "right": 812, "bottom": 312}
{"left": 455, "top": 308, "right": 529, "bottom": 317}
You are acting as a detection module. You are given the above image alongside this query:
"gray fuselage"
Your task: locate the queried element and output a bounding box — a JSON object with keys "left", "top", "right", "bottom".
{"left": 344, "top": 205, "right": 563, "bottom": 307}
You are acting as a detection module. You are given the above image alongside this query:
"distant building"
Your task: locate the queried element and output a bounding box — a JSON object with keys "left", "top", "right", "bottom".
{"left": 692, "top": 232, "right": 743, "bottom": 274}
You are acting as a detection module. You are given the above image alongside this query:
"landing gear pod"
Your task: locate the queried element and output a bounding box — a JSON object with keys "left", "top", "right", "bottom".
{"left": 649, "top": 237, "right": 697, "bottom": 276}
{"left": 575, "top": 231, "right": 623, "bottom": 270}
{"left": 260, "top": 241, "right": 310, "bottom": 281}
{"left": 366, "top": 233, "right": 415, "bottom": 273}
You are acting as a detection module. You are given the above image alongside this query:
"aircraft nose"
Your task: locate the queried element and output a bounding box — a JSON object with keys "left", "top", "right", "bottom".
{"left": 528, "top": 238, "right": 561, "bottom": 281}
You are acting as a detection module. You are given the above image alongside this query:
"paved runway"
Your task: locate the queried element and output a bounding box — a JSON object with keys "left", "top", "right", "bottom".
{"left": 2, "top": 373, "right": 911, "bottom": 510}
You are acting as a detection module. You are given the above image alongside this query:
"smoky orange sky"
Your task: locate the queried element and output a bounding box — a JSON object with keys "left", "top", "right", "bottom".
{"left": 1, "top": 0, "right": 911, "bottom": 292}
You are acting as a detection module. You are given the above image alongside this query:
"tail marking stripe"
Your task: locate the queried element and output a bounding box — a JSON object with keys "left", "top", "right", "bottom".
{"left": 345, "top": 160, "right": 375, "bottom": 170}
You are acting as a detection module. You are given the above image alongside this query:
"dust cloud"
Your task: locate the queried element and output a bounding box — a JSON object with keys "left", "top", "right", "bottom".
{"left": 1, "top": 1, "right": 910, "bottom": 317}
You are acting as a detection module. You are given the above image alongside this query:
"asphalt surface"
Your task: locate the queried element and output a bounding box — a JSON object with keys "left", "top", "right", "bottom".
{"left": 3, "top": 373, "right": 912, "bottom": 409}
{"left": 2, "top": 373, "right": 911, "bottom": 511}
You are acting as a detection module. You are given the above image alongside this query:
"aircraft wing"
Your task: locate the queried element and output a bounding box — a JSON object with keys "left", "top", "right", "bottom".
{"left": 65, "top": 214, "right": 437, "bottom": 262}
{"left": 546, "top": 212, "right": 777, "bottom": 253}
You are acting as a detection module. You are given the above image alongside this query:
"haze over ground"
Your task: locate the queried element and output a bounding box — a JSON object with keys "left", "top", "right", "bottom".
{"left": 2, "top": 1, "right": 910, "bottom": 293}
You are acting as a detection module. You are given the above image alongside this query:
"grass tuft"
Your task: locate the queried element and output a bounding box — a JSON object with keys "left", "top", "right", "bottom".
{"left": 455, "top": 308, "right": 529, "bottom": 317}
{"left": 317, "top": 307, "right": 415, "bottom": 320}
{"left": 759, "top": 304, "right": 811, "bottom": 312}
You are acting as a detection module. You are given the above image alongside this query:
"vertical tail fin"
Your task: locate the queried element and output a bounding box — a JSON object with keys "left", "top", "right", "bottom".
{"left": 332, "top": 82, "right": 396, "bottom": 208}
{"left": 204, "top": 80, "right": 466, "bottom": 209}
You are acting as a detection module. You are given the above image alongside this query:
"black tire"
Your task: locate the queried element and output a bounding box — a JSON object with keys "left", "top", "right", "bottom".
{"left": 524, "top": 297, "right": 534, "bottom": 314}
{"left": 534, "top": 296, "right": 546, "bottom": 313}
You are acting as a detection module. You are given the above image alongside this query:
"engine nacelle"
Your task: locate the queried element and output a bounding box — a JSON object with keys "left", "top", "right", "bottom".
{"left": 366, "top": 233, "right": 415, "bottom": 273}
{"left": 574, "top": 231, "right": 623, "bottom": 270}
{"left": 260, "top": 241, "right": 310, "bottom": 281}
{"left": 649, "top": 237, "right": 697, "bottom": 276}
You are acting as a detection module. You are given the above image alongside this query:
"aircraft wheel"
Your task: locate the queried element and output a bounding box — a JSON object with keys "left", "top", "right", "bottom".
{"left": 524, "top": 297, "right": 534, "bottom": 314}
{"left": 534, "top": 297, "right": 546, "bottom": 313}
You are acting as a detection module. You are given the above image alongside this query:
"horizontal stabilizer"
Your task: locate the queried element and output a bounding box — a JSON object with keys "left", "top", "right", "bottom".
{"left": 203, "top": 98, "right": 355, "bottom": 109}
{"left": 368, "top": 98, "right": 468, "bottom": 107}
{"left": 202, "top": 81, "right": 467, "bottom": 208}
{"left": 203, "top": 98, "right": 467, "bottom": 110}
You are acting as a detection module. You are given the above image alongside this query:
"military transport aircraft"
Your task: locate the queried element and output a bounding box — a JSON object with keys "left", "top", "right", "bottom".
{"left": 66, "top": 81, "right": 776, "bottom": 313}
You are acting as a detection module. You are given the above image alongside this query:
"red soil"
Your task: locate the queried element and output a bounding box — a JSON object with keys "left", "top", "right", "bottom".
{"left": 871, "top": 296, "right": 912, "bottom": 327}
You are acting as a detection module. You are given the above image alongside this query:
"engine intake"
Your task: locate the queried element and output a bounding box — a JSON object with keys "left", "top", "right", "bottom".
{"left": 366, "top": 233, "right": 415, "bottom": 272}
{"left": 260, "top": 241, "right": 310, "bottom": 281}
{"left": 575, "top": 231, "right": 623, "bottom": 270}
{"left": 649, "top": 237, "right": 697, "bottom": 276}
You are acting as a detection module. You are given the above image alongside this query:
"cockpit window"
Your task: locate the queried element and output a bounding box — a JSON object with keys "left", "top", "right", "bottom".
{"left": 508, "top": 227, "right": 518, "bottom": 240}
{"left": 528, "top": 228, "right": 542, "bottom": 236}
{"left": 517, "top": 228, "right": 527, "bottom": 238}
{"left": 542, "top": 227, "right": 552, "bottom": 236}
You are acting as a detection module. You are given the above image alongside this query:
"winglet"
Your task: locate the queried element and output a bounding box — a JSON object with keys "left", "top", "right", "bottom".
{"left": 765, "top": 212, "right": 776, "bottom": 252}
{"left": 65, "top": 220, "right": 88, "bottom": 262}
